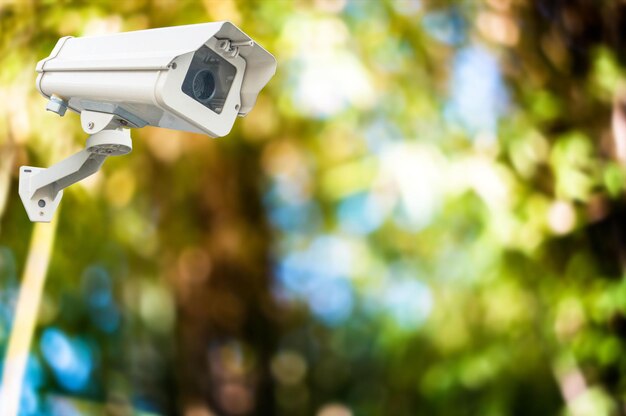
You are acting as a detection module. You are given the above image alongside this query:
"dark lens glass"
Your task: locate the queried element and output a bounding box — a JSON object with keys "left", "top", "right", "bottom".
{"left": 181, "top": 46, "right": 237, "bottom": 114}
{"left": 192, "top": 70, "right": 216, "bottom": 101}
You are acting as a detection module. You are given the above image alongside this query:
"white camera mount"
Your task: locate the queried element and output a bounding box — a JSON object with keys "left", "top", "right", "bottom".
{"left": 19, "top": 108, "right": 133, "bottom": 222}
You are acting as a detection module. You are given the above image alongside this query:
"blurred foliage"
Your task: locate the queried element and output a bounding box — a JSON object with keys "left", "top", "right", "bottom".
{"left": 2, "top": 0, "right": 626, "bottom": 415}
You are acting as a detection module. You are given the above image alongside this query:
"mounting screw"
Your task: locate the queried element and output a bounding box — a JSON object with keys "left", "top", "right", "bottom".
{"left": 38, "top": 199, "right": 46, "bottom": 208}
{"left": 88, "top": 122, "right": 94, "bottom": 129}
{"left": 218, "top": 40, "right": 230, "bottom": 51}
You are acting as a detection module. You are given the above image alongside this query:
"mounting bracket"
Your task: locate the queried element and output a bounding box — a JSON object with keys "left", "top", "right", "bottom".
{"left": 19, "top": 109, "right": 133, "bottom": 222}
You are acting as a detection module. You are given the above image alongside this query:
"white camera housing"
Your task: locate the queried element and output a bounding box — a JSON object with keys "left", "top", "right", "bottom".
{"left": 37, "top": 21, "right": 276, "bottom": 137}
{"left": 19, "top": 22, "right": 276, "bottom": 222}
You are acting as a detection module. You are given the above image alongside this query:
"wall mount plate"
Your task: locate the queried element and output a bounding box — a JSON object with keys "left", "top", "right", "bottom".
{"left": 19, "top": 167, "right": 63, "bottom": 223}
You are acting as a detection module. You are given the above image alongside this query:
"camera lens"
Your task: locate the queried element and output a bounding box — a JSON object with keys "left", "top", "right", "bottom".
{"left": 182, "top": 46, "right": 237, "bottom": 114}
{"left": 192, "top": 70, "right": 216, "bottom": 101}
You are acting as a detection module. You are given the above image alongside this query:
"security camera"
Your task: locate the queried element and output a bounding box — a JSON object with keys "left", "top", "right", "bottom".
{"left": 18, "top": 22, "right": 276, "bottom": 222}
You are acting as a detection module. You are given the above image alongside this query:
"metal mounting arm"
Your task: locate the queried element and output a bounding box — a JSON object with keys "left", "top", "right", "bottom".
{"left": 19, "top": 128, "right": 132, "bottom": 222}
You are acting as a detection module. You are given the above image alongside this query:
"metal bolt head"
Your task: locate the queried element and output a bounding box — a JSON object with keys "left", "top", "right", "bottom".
{"left": 218, "top": 40, "right": 230, "bottom": 51}
{"left": 38, "top": 199, "right": 46, "bottom": 208}
{"left": 88, "top": 122, "right": 94, "bottom": 129}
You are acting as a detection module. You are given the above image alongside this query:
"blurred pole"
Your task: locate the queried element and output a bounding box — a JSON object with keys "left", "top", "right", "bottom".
{"left": 0, "top": 220, "right": 58, "bottom": 416}
{"left": 0, "top": 142, "right": 16, "bottom": 221}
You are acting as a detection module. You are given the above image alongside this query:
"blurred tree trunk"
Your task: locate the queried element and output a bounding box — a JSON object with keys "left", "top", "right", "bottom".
{"left": 150, "top": 137, "right": 277, "bottom": 415}
{"left": 514, "top": 1, "right": 626, "bottom": 411}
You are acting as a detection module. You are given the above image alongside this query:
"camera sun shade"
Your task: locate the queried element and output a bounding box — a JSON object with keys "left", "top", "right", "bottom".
{"left": 35, "top": 21, "right": 277, "bottom": 137}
